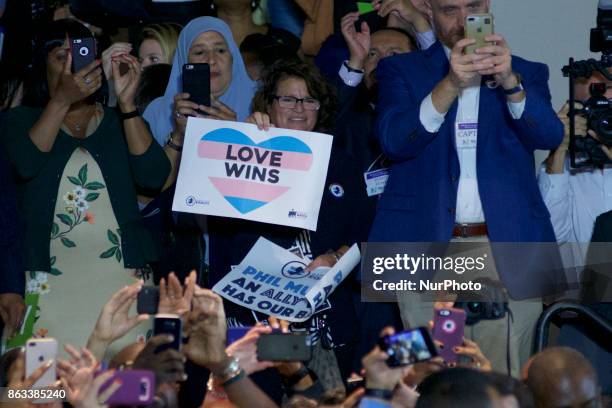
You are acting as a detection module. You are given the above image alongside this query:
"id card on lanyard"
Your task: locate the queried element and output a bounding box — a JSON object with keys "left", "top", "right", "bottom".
{"left": 363, "top": 154, "right": 389, "bottom": 197}
{"left": 456, "top": 122, "right": 478, "bottom": 149}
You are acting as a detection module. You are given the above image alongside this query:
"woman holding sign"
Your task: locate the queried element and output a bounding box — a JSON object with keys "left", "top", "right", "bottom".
{"left": 207, "top": 59, "right": 374, "bottom": 387}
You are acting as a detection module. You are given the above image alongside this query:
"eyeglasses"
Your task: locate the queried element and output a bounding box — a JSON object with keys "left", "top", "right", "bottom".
{"left": 272, "top": 95, "right": 320, "bottom": 111}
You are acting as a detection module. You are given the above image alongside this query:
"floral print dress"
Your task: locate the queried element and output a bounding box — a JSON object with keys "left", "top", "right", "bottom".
{"left": 7, "top": 111, "right": 152, "bottom": 358}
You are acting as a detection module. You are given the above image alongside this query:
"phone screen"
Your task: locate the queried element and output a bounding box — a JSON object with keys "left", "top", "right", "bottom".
{"left": 153, "top": 314, "right": 182, "bottom": 352}
{"left": 379, "top": 327, "right": 437, "bottom": 367}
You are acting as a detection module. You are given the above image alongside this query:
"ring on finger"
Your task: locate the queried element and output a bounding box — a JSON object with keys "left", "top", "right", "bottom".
{"left": 84, "top": 77, "right": 92, "bottom": 84}
{"left": 175, "top": 110, "right": 183, "bottom": 119}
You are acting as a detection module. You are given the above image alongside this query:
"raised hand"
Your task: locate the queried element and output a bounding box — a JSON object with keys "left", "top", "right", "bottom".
{"left": 183, "top": 287, "right": 229, "bottom": 374}
{"left": 172, "top": 93, "right": 206, "bottom": 142}
{"left": 57, "top": 345, "right": 100, "bottom": 405}
{"left": 452, "top": 338, "right": 492, "bottom": 371}
{"left": 2, "top": 350, "right": 59, "bottom": 408}
{"left": 112, "top": 54, "right": 142, "bottom": 112}
{"left": 200, "top": 97, "right": 238, "bottom": 122}
{"left": 62, "top": 369, "right": 119, "bottom": 408}
{"left": 101, "top": 42, "right": 132, "bottom": 80}
{"left": 87, "top": 281, "right": 149, "bottom": 359}
{"left": 373, "top": 0, "right": 431, "bottom": 33}
{"left": 340, "top": 12, "right": 371, "bottom": 70}
{"left": 447, "top": 38, "right": 489, "bottom": 89}
{"left": 246, "top": 112, "right": 274, "bottom": 131}
{"left": 362, "top": 327, "right": 410, "bottom": 391}
{"left": 226, "top": 325, "right": 275, "bottom": 375}
{"left": 158, "top": 270, "right": 196, "bottom": 317}
{"left": 473, "top": 34, "right": 516, "bottom": 89}
{"left": 52, "top": 52, "right": 102, "bottom": 108}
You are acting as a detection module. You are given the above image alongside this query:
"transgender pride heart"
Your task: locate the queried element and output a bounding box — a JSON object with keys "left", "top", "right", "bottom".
{"left": 198, "top": 128, "right": 313, "bottom": 214}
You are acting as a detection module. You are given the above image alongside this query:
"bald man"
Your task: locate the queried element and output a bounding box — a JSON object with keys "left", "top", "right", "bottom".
{"left": 523, "top": 347, "right": 602, "bottom": 408}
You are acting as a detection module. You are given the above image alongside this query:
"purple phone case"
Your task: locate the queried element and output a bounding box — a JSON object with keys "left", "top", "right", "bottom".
{"left": 99, "top": 370, "right": 155, "bottom": 405}
{"left": 432, "top": 308, "right": 466, "bottom": 363}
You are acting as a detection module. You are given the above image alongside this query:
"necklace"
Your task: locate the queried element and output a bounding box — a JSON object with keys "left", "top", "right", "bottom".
{"left": 64, "top": 105, "right": 97, "bottom": 138}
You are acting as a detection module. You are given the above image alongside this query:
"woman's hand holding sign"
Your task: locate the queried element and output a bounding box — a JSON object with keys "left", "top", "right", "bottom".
{"left": 246, "top": 112, "right": 274, "bottom": 131}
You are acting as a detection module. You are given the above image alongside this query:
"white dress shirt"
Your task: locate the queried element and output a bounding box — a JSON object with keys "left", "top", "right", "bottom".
{"left": 538, "top": 160, "right": 612, "bottom": 269}
{"left": 419, "top": 46, "right": 526, "bottom": 223}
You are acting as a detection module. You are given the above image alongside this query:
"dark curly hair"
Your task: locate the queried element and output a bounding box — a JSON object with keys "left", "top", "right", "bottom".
{"left": 251, "top": 59, "right": 337, "bottom": 133}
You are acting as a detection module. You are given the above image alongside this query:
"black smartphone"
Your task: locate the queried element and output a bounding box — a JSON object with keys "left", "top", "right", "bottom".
{"left": 182, "top": 63, "right": 211, "bottom": 108}
{"left": 137, "top": 286, "right": 159, "bottom": 315}
{"left": 346, "top": 375, "right": 365, "bottom": 394}
{"left": 256, "top": 332, "right": 312, "bottom": 362}
{"left": 71, "top": 37, "right": 96, "bottom": 73}
{"left": 153, "top": 314, "right": 182, "bottom": 353}
{"left": 378, "top": 327, "right": 438, "bottom": 367}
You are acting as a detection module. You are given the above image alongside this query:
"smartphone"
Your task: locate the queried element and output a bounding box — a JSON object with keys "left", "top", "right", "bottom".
{"left": 257, "top": 332, "right": 312, "bottom": 362}
{"left": 25, "top": 338, "right": 58, "bottom": 389}
{"left": 98, "top": 370, "right": 155, "bottom": 405}
{"left": 153, "top": 314, "right": 182, "bottom": 352}
{"left": 71, "top": 37, "right": 97, "bottom": 73}
{"left": 227, "top": 326, "right": 252, "bottom": 345}
{"left": 357, "top": 1, "right": 375, "bottom": 15}
{"left": 464, "top": 14, "right": 494, "bottom": 54}
{"left": 182, "top": 63, "right": 211, "bottom": 108}
{"left": 432, "top": 308, "right": 466, "bottom": 363}
{"left": 346, "top": 375, "right": 365, "bottom": 393}
{"left": 137, "top": 286, "right": 159, "bottom": 315}
{"left": 378, "top": 327, "right": 438, "bottom": 367}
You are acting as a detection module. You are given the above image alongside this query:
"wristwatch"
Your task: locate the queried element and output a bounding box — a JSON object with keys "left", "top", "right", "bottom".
{"left": 503, "top": 74, "right": 523, "bottom": 96}
{"left": 343, "top": 60, "right": 365, "bottom": 74}
{"left": 166, "top": 133, "right": 183, "bottom": 152}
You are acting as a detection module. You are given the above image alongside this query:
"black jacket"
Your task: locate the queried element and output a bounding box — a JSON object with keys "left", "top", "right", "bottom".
{"left": 207, "top": 147, "right": 373, "bottom": 344}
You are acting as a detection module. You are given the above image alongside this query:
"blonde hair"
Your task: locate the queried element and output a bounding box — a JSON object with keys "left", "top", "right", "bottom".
{"left": 140, "top": 23, "right": 182, "bottom": 64}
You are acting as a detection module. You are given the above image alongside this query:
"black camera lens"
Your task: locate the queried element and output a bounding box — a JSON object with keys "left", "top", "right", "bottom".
{"left": 468, "top": 302, "right": 482, "bottom": 313}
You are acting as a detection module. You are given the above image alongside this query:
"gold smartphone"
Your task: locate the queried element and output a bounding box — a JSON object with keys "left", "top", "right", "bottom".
{"left": 464, "top": 14, "right": 494, "bottom": 54}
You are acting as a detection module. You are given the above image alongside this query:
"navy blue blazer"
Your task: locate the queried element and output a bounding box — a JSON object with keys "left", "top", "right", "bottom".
{"left": 369, "top": 41, "right": 565, "bottom": 298}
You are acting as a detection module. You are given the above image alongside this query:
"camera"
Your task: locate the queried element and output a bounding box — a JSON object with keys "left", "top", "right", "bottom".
{"left": 453, "top": 278, "right": 509, "bottom": 326}
{"left": 79, "top": 46, "right": 89, "bottom": 57}
{"left": 563, "top": 0, "right": 612, "bottom": 168}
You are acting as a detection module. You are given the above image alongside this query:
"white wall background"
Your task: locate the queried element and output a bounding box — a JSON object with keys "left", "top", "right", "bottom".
{"left": 490, "top": 0, "right": 600, "bottom": 165}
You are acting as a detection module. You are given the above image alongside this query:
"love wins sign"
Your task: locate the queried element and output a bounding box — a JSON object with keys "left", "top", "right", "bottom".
{"left": 173, "top": 119, "right": 333, "bottom": 231}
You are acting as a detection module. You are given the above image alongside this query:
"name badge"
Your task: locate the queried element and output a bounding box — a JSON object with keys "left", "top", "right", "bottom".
{"left": 456, "top": 122, "right": 478, "bottom": 149}
{"left": 364, "top": 168, "right": 390, "bottom": 197}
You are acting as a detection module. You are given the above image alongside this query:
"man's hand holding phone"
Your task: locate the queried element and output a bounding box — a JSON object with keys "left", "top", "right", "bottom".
{"left": 473, "top": 34, "right": 517, "bottom": 90}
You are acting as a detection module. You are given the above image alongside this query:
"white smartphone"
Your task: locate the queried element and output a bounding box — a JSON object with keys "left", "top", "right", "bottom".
{"left": 25, "top": 338, "right": 57, "bottom": 389}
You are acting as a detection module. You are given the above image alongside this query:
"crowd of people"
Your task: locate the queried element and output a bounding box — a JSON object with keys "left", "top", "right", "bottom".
{"left": 0, "top": 0, "right": 609, "bottom": 407}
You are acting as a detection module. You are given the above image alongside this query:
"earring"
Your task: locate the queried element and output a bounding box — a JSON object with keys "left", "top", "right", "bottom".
{"left": 251, "top": 0, "right": 257, "bottom": 9}
{"left": 210, "top": 2, "right": 215, "bottom": 11}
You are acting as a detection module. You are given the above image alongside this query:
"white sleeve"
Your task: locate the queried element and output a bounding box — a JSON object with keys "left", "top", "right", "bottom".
{"left": 338, "top": 62, "right": 364, "bottom": 87}
{"left": 416, "top": 30, "right": 436, "bottom": 50}
{"left": 507, "top": 98, "right": 526, "bottom": 119}
{"left": 419, "top": 93, "right": 447, "bottom": 133}
{"left": 538, "top": 164, "right": 572, "bottom": 243}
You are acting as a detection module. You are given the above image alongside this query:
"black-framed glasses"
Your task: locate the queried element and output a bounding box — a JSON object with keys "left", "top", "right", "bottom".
{"left": 272, "top": 95, "right": 320, "bottom": 111}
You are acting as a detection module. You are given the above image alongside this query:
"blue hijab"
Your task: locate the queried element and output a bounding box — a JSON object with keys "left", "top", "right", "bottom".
{"left": 144, "top": 17, "right": 257, "bottom": 145}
